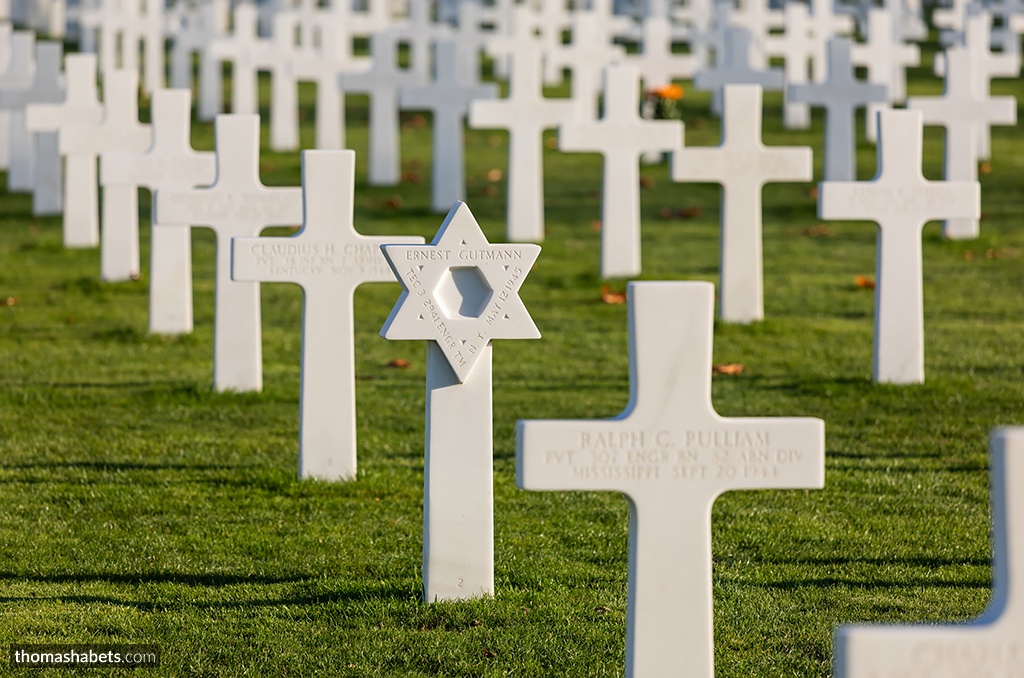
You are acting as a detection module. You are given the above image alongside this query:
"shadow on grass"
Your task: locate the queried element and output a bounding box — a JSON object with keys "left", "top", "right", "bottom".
{"left": 0, "top": 575, "right": 418, "bottom": 610}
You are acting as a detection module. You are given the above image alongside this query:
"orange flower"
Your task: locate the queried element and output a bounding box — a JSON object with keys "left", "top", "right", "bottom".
{"left": 651, "top": 84, "right": 684, "bottom": 100}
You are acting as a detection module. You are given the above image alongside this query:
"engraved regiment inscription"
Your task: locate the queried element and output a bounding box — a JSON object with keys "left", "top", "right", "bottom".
{"left": 543, "top": 428, "right": 808, "bottom": 483}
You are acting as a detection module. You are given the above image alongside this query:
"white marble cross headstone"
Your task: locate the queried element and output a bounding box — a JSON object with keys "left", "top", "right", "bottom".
{"left": 559, "top": 63, "right": 683, "bottom": 278}
{"left": 788, "top": 37, "right": 887, "bottom": 181}
{"left": 627, "top": 16, "right": 701, "bottom": 85}
{"left": 155, "top": 114, "right": 303, "bottom": 392}
{"left": 806, "top": 0, "right": 855, "bottom": 82}
{"left": 850, "top": 8, "right": 920, "bottom": 142}
{"left": 0, "top": 31, "right": 35, "bottom": 193}
{"left": 25, "top": 53, "right": 104, "bottom": 249}
{"left": 694, "top": 27, "right": 784, "bottom": 117}
{"left": 400, "top": 40, "right": 497, "bottom": 213}
{"left": 61, "top": 69, "right": 152, "bottom": 282}
{"left": 907, "top": 47, "right": 1015, "bottom": 240}
{"left": 516, "top": 280, "right": 825, "bottom": 678}
{"left": 548, "top": 12, "right": 626, "bottom": 120}
{"left": 101, "top": 89, "right": 216, "bottom": 335}
{"left": 381, "top": 201, "right": 541, "bottom": 601}
{"left": 765, "top": 2, "right": 817, "bottom": 129}
{"left": 469, "top": 44, "right": 574, "bottom": 242}
{"left": 171, "top": 0, "right": 229, "bottom": 121}
{"left": 207, "top": 3, "right": 267, "bottom": 117}
{"left": 818, "top": 109, "right": 979, "bottom": 384}
{"left": 0, "top": 40, "right": 64, "bottom": 214}
{"left": 340, "top": 30, "right": 425, "bottom": 186}
{"left": 939, "top": 10, "right": 1021, "bottom": 161}
{"left": 671, "top": 85, "right": 812, "bottom": 324}
{"left": 232, "top": 150, "right": 425, "bottom": 481}
{"left": 835, "top": 426, "right": 1024, "bottom": 678}
{"left": 728, "top": 0, "right": 784, "bottom": 69}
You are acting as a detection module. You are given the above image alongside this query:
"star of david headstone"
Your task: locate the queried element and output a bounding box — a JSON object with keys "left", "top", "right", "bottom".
{"left": 380, "top": 202, "right": 540, "bottom": 601}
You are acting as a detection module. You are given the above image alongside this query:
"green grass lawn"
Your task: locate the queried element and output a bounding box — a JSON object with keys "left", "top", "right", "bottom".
{"left": 0, "top": 35, "right": 1022, "bottom": 676}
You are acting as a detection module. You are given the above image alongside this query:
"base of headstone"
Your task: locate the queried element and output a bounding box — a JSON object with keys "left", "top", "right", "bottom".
{"left": 149, "top": 222, "right": 194, "bottom": 335}
{"left": 32, "top": 131, "right": 61, "bottom": 215}
{"left": 423, "top": 341, "right": 494, "bottom": 602}
{"left": 63, "top": 154, "right": 99, "bottom": 248}
{"left": 7, "top": 111, "right": 33, "bottom": 192}
{"left": 100, "top": 183, "right": 140, "bottom": 281}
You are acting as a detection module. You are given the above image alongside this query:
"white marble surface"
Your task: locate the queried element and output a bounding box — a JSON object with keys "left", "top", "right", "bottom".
{"left": 908, "top": 47, "right": 1015, "bottom": 239}
{"left": 672, "top": 85, "right": 812, "bottom": 324}
{"left": 560, "top": 64, "right": 682, "bottom": 278}
{"left": 818, "top": 109, "right": 979, "bottom": 384}
{"left": 25, "top": 53, "right": 103, "bottom": 249}
{"left": 381, "top": 202, "right": 540, "bottom": 601}
{"left": 789, "top": 37, "right": 887, "bottom": 181}
{"left": 516, "top": 281, "right": 825, "bottom": 678}
{"left": 101, "top": 88, "right": 216, "bottom": 335}
{"left": 62, "top": 69, "right": 152, "bottom": 282}
{"left": 469, "top": 44, "right": 574, "bottom": 242}
{"left": 400, "top": 41, "right": 497, "bottom": 213}
{"left": 232, "top": 150, "right": 424, "bottom": 481}
{"left": 155, "top": 114, "right": 303, "bottom": 393}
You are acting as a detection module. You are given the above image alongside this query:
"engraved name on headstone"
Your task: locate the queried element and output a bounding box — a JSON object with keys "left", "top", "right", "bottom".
{"left": 516, "top": 280, "right": 825, "bottom": 678}
{"left": 232, "top": 150, "right": 424, "bottom": 481}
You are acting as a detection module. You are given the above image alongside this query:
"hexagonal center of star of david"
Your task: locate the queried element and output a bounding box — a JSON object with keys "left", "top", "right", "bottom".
{"left": 434, "top": 266, "right": 493, "bottom": 319}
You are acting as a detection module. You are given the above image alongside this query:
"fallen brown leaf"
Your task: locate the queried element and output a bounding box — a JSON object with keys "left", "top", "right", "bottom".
{"left": 659, "top": 207, "right": 673, "bottom": 218}
{"left": 803, "top": 224, "right": 834, "bottom": 237}
{"left": 594, "top": 606, "right": 611, "bottom": 613}
{"left": 384, "top": 195, "right": 403, "bottom": 209}
{"left": 964, "top": 251, "right": 974, "bottom": 260}
{"left": 807, "top": 186, "right": 818, "bottom": 199}
{"left": 545, "top": 136, "right": 558, "bottom": 149}
{"left": 401, "top": 171, "right": 420, "bottom": 183}
{"left": 486, "top": 168, "right": 503, "bottom": 181}
{"left": 260, "top": 160, "right": 275, "bottom": 173}
{"left": 488, "top": 135, "right": 502, "bottom": 147}
{"left": 483, "top": 185, "right": 498, "bottom": 197}
{"left": 678, "top": 207, "right": 702, "bottom": 219}
{"left": 979, "top": 161, "right": 992, "bottom": 175}
{"left": 855, "top": 275, "right": 875, "bottom": 289}
{"left": 387, "top": 358, "right": 412, "bottom": 369}
{"left": 986, "top": 249, "right": 998, "bottom": 259}
{"left": 639, "top": 176, "right": 655, "bottom": 188}
{"left": 601, "top": 285, "right": 626, "bottom": 304}
{"left": 590, "top": 219, "right": 602, "bottom": 231}
{"left": 712, "top": 363, "right": 744, "bottom": 375}
{"left": 3, "top": 297, "right": 17, "bottom": 306}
